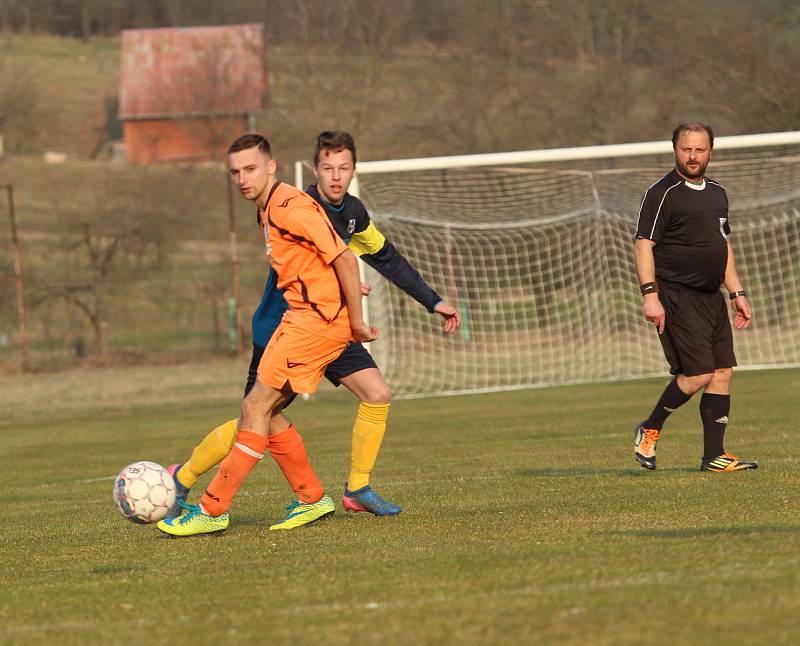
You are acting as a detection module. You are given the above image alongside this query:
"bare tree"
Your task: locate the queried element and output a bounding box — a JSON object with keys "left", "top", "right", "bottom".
{"left": 40, "top": 174, "right": 181, "bottom": 356}
{"left": 49, "top": 222, "right": 119, "bottom": 354}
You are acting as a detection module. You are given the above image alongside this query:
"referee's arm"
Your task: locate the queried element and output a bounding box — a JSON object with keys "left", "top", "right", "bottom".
{"left": 634, "top": 237, "right": 666, "bottom": 334}
{"left": 723, "top": 243, "right": 753, "bottom": 330}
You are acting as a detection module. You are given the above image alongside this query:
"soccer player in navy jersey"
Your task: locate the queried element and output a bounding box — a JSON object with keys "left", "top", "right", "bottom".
{"left": 167, "top": 131, "right": 460, "bottom": 526}
{"left": 633, "top": 122, "right": 756, "bottom": 473}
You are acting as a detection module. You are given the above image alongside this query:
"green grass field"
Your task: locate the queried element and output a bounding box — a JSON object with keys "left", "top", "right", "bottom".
{"left": 2, "top": 361, "right": 799, "bottom": 645}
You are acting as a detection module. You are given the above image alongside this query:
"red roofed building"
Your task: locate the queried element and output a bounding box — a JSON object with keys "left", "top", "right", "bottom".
{"left": 120, "top": 24, "right": 266, "bottom": 164}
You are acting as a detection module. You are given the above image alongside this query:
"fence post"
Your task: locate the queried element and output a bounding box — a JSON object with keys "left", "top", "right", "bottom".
{"left": 4, "top": 184, "right": 30, "bottom": 371}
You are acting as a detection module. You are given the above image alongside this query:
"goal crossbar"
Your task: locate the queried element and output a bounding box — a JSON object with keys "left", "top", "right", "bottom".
{"left": 294, "top": 131, "right": 800, "bottom": 194}
{"left": 350, "top": 131, "right": 800, "bottom": 177}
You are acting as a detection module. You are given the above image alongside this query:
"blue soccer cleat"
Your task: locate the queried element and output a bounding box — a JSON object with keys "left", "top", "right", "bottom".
{"left": 342, "top": 485, "right": 402, "bottom": 516}
{"left": 166, "top": 463, "right": 191, "bottom": 518}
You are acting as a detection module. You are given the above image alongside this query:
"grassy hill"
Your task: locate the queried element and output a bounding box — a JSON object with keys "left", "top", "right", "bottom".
{"left": 0, "top": 34, "right": 120, "bottom": 157}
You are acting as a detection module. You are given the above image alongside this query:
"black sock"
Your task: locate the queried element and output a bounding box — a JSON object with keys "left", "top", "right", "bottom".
{"left": 700, "top": 393, "right": 730, "bottom": 459}
{"left": 643, "top": 378, "right": 693, "bottom": 430}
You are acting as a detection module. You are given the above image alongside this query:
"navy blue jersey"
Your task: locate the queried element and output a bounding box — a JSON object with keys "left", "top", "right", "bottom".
{"left": 251, "top": 186, "right": 442, "bottom": 347}
{"left": 250, "top": 267, "right": 288, "bottom": 348}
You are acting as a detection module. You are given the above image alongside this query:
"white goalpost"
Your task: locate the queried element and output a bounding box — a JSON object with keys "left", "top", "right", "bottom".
{"left": 296, "top": 131, "right": 800, "bottom": 399}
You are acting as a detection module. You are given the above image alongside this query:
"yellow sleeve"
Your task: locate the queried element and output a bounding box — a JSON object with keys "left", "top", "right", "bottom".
{"left": 347, "top": 221, "right": 386, "bottom": 257}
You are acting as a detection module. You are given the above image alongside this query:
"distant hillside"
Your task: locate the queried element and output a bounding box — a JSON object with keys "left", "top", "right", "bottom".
{"left": 2, "top": 0, "right": 799, "bottom": 163}
{"left": 0, "top": 34, "right": 119, "bottom": 157}
{"left": 1, "top": 0, "right": 799, "bottom": 371}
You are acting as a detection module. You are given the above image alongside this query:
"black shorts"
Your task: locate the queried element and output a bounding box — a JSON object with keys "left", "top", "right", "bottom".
{"left": 323, "top": 341, "right": 378, "bottom": 387}
{"left": 657, "top": 281, "right": 737, "bottom": 377}
{"left": 243, "top": 341, "right": 377, "bottom": 400}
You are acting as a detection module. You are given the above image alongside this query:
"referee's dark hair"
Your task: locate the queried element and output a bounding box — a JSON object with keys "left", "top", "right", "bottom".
{"left": 228, "top": 133, "right": 272, "bottom": 158}
{"left": 672, "top": 122, "right": 714, "bottom": 149}
{"left": 314, "top": 130, "right": 357, "bottom": 166}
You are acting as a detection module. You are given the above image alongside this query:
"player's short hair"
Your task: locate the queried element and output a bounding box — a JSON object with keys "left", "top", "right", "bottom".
{"left": 672, "top": 122, "right": 714, "bottom": 149}
{"left": 314, "top": 130, "right": 357, "bottom": 166}
{"left": 227, "top": 133, "right": 272, "bottom": 157}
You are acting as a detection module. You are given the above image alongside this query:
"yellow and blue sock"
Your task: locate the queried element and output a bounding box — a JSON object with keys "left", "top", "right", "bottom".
{"left": 176, "top": 418, "right": 238, "bottom": 489}
{"left": 347, "top": 402, "right": 390, "bottom": 492}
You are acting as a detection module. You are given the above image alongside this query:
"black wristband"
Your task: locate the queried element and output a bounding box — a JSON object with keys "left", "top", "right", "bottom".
{"left": 640, "top": 282, "right": 658, "bottom": 296}
{"left": 729, "top": 290, "right": 747, "bottom": 300}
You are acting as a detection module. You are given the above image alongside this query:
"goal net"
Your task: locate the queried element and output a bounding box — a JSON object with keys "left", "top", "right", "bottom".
{"left": 298, "top": 132, "right": 800, "bottom": 399}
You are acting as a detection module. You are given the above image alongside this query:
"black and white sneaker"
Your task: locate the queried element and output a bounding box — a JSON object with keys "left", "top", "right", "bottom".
{"left": 634, "top": 423, "right": 660, "bottom": 470}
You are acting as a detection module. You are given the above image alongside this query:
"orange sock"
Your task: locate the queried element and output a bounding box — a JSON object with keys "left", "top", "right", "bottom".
{"left": 269, "top": 425, "right": 324, "bottom": 504}
{"left": 201, "top": 430, "right": 267, "bottom": 517}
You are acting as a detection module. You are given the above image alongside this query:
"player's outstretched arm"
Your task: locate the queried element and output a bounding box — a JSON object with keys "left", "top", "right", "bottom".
{"left": 433, "top": 301, "right": 461, "bottom": 333}
{"left": 634, "top": 238, "right": 665, "bottom": 334}
{"left": 723, "top": 243, "right": 752, "bottom": 329}
{"left": 361, "top": 241, "right": 459, "bottom": 331}
{"left": 358, "top": 240, "right": 441, "bottom": 310}
{"left": 333, "top": 249, "right": 378, "bottom": 343}
{"left": 349, "top": 218, "right": 441, "bottom": 310}
{"left": 348, "top": 208, "right": 455, "bottom": 331}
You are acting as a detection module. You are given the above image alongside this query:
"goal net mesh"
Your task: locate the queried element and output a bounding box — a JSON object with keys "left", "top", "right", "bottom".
{"left": 351, "top": 145, "right": 800, "bottom": 398}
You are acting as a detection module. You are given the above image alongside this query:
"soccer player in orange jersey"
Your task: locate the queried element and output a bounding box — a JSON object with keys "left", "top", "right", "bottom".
{"left": 158, "top": 134, "right": 377, "bottom": 536}
{"left": 164, "top": 131, "right": 460, "bottom": 525}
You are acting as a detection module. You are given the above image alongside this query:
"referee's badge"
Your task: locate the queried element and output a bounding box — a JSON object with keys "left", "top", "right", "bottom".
{"left": 347, "top": 219, "right": 356, "bottom": 234}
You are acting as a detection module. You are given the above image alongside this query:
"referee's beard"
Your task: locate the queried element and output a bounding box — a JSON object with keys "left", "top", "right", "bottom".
{"left": 676, "top": 159, "right": 709, "bottom": 180}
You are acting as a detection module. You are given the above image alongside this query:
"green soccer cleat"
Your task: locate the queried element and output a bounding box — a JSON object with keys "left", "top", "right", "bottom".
{"left": 269, "top": 494, "right": 335, "bottom": 530}
{"left": 700, "top": 452, "right": 758, "bottom": 472}
{"left": 634, "top": 422, "right": 660, "bottom": 470}
{"left": 156, "top": 503, "right": 229, "bottom": 536}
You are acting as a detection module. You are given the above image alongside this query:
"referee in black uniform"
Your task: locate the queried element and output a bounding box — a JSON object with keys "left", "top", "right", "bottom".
{"left": 632, "top": 122, "right": 757, "bottom": 472}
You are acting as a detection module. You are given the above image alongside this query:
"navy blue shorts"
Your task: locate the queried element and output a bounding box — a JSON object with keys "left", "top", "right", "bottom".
{"left": 243, "top": 341, "right": 377, "bottom": 400}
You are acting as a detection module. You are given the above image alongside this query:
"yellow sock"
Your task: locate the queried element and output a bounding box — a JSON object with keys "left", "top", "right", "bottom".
{"left": 347, "top": 403, "right": 390, "bottom": 491}
{"left": 176, "top": 418, "right": 238, "bottom": 489}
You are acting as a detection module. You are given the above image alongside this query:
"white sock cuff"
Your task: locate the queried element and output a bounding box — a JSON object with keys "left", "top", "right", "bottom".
{"left": 234, "top": 442, "right": 265, "bottom": 460}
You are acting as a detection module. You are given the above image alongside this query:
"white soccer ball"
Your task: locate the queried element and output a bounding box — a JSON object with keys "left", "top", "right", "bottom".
{"left": 113, "top": 461, "right": 176, "bottom": 524}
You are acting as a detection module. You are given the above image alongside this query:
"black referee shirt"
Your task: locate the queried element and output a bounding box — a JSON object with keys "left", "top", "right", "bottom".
{"left": 635, "top": 169, "right": 731, "bottom": 292}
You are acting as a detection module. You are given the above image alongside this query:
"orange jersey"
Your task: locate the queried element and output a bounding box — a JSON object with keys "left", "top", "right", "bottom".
{"left": 259, "top": 182, "right": 350, "bottom": 334}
